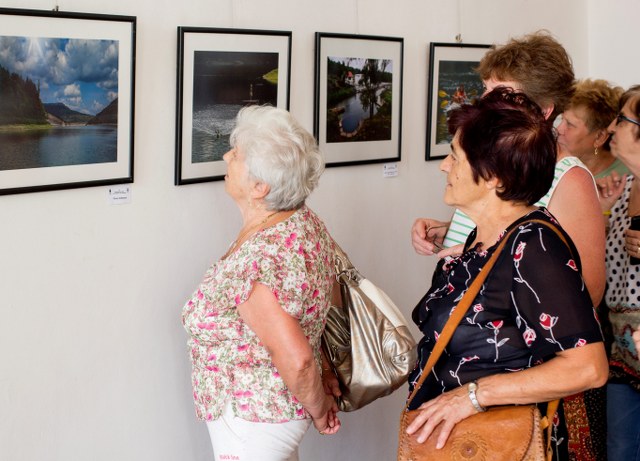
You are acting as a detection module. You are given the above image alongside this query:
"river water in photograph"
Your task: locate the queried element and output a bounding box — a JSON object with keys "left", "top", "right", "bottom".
{"left": 0, "top": 125, "right": 117, "bottom": 171}
{"left": 435, "top": 61, "right": 485, "bottom": 145}
{"left": 336, "top": 91, "right": 381, "bottom": 133}
{"left": 191, "top": 104, "right": 241, "bottom": 163}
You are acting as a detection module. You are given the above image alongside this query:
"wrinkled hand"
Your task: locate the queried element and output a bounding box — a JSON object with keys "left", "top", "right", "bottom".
{"left": 411, "top": 218, "right": 449, "bottom": 256}
{"left": 437, "top": 243, "right": 464, "bottom": 259}
{"left": 312, "top": 394, "right": 341, "bottom": 435}
{"left": 597, "top": 172, "right": 627, "bottom": 211}
{"left": 405, "top": 385, "right": 477, "bottom": 449}
{"left": 624, "top": 228, "right": 640, "bottom": 260}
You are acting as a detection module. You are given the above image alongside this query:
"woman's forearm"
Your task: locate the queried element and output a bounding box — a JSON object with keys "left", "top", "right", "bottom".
{"left": 475, "top": 342, "right": 608, "bottom": 407}
{"left": 237, "top": 282, "right": 331, "bottom": 419}
{"left": 270, "top": 348, "right": 328, "bottom": 419}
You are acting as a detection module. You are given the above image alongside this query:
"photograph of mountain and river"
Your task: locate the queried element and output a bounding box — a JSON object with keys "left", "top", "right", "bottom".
{"left": 0, "top": 35, "right": 120, "bottom": 171}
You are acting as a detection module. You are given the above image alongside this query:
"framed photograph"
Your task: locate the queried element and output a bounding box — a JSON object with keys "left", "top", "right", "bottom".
{"left": 175, "top": 27, "right": 291, "bottom": 185}
{"left": 426, "top": 42, "right": 490, "bottom": 160}
{"left": 314, "top": 32, "right": 403, "bottom": 167}
{"left": 0, "top": 8, "right": 136, "bottom": 195}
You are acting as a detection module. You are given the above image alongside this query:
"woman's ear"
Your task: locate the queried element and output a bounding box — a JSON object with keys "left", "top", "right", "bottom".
{"left": 251, "top": 180, "right": 270, "bottom": 201}
{"left": 485, "top": 176, "right": 501, "bottom": 191}
{"left": 542, "top": 104, "right": 555, "bottom": 121}
{"left": 594, "top": 129, "right": 608, "bottom": 148}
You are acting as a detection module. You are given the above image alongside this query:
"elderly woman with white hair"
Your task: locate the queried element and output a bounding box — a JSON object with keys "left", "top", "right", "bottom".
{"left": 182, "top": 105, "right": 341, "bottom": 461}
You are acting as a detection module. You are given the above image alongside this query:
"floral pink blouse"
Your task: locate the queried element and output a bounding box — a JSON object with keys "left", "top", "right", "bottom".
{"left": 182, "top": 206, "right": 336, "bottom": 423}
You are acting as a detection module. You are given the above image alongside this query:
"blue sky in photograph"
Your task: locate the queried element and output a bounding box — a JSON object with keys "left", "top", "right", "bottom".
{"left": 0, "top": 35, "right": 119, "bottom": 116}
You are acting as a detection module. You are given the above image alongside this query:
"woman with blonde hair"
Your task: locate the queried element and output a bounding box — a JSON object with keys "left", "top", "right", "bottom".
{"left": 557, "top": 78, "right": 626, "bottom": 179}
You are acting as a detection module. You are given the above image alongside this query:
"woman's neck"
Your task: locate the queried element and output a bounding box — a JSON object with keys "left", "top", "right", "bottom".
{"left": 468, "top": 201, "right": 535, "bottom": 250}
{"left": 579, "top": 149, "right": 616, "bottom": 177}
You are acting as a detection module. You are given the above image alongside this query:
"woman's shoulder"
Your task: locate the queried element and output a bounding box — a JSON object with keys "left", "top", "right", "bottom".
{"left": 504, "top": 209, "right": 578, "bottom": 260}
{"left": 254, "top": 206, "right": 335, "bottom": 257}
{"left": 555, "top": 155, "right": 590, "bottom": 173}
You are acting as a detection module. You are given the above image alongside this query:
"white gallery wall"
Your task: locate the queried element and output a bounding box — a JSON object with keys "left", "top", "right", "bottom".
{"left": 0, "top": 0, "right": 636, "bottom": 460}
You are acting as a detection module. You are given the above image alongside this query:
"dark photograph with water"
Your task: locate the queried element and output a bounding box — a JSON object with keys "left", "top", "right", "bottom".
{"left": 325, "top": 56, "right": 393, "bottom": 143}
{"left": 191, "top": 51, "right": 279, "bottom": 163}
{"left": 0, "top": 35, "right": 119, "bottom": 172}
{"left": 434, "top": 60, "right": 484, "bottom": 145}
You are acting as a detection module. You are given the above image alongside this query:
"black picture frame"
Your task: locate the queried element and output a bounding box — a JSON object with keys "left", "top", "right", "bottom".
{"left": 0, "top": 7, "right": 136, "bottom": 195}
{"left": 314, "top": 32, "right": 403, "bottom": 168}
{"left": 426, "top": 42, "right": 490, "bottom": 160}
{"left": 175, "top": 27, "right": 292, "bottom": 185}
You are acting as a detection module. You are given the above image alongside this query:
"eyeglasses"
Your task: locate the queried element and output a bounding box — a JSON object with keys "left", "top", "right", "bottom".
{"left": 616, "top": 112, "right": 640, "bottom": 128}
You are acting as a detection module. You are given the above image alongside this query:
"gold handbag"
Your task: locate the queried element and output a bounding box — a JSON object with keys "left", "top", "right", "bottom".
{"left": 322, "top": 243, "right": 417, "bottom": 412}
{"left": 398, "top": 219, "right": 566, "bottom": 461}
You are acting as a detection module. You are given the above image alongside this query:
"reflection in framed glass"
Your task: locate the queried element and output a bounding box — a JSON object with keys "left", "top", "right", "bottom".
{"left": 175, "top": 27, "right": 291, "bottom": 185}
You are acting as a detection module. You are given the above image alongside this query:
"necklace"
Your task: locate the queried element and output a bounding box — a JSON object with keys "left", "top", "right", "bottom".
{"left": 223, "top": 210, "right": 280, "bottom": 258}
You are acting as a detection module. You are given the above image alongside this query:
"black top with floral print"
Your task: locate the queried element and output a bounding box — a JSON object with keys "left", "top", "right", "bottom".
{"left": 408, "top": 208, "right": 603, "bottom": 409}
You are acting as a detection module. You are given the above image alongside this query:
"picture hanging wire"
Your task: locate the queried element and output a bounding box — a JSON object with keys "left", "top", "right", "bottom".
{"left": 456, "top": 0, "right": 462, "bottom": 43}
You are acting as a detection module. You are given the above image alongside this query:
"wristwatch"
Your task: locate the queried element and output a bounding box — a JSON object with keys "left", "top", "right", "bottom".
{"left": 467, "top": 380, "right": 486, "bottom": 413}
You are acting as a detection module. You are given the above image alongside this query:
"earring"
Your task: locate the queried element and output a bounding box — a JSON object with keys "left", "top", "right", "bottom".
{"left": 594, "top": 146, "right": 599, "bottom": 156}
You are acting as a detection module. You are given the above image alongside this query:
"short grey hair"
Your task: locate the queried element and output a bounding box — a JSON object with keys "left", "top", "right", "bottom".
{"left": 230, "top": 105, "right": 325, "bottom": 211}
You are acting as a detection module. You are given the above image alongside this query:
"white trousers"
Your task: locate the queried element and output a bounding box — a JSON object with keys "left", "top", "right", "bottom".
{"left": 206, "top": 402, "right": 312, "bottom": 461}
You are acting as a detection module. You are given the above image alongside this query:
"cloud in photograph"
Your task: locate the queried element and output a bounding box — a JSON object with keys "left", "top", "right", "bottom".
{"left": 0, "top": 35, "right": 119, "bottom": 115}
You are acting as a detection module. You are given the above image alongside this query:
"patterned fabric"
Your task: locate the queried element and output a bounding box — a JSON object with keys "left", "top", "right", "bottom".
{"left": 409, "top": 208, "right": 603, "bottom": 461}
{"left": 562, "top": 388, "right": 607, "bottom": 461}
{"left": 182, "top": 206, "right": 336, "bottom": 423}
{"left": 442, "top": 156, "right": 593, "bottom": 248}
{"left": 605, "top": 176, "right": 640, "bottom": 390}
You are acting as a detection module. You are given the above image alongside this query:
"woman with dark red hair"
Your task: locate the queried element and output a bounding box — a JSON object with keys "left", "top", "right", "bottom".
{"left": 401, "top": 88, "right": 608, "bottom": 460}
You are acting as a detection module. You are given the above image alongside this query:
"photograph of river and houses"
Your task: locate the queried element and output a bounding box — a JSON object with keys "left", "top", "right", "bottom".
{"left": 325, "top": 56, "right": 393, "bottom": 143}
{"left": 190, "top": 50, "right": 278, "bottom": 163}
{"left": 0, "top": 35, "right": 121, "bottom": 172}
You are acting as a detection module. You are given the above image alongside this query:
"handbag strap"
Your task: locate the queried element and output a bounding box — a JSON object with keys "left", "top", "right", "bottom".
{"left": 404, "top": 217, "right": 571, "bottom": 409}
{"left": 403, "top": 223, "right": 515, "bottom": 410}
{"left": 402, "top": 217, "right": 571, "bottom": 461}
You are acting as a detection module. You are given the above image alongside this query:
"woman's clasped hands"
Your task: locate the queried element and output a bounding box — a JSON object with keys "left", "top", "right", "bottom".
{"left": 313, "top": 394, "right": 341, "bottom": 436}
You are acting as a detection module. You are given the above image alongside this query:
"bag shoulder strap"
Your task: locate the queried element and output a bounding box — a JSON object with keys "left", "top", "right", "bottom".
{"left": 403, "top": 224, "right": 512, "bottom": 409}
{"left": 404, "top": 217, "right": 571, "bottom": 409}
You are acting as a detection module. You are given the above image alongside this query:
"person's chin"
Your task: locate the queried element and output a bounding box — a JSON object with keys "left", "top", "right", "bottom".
{"left": 443, "top": 191, "right": 454, "bottom": 206}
